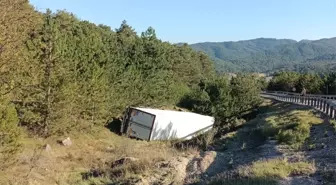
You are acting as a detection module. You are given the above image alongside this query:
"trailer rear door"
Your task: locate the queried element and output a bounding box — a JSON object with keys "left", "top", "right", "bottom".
{"left": 126, "top": 108, "right": 156, "bottom": 141}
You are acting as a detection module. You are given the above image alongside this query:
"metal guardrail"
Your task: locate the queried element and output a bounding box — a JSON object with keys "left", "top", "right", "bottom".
{"left": 266, "top": 91, "right": 336, "bottom": 100}
{"left": 261, "top": 91, "right": 336, "bottom": 119}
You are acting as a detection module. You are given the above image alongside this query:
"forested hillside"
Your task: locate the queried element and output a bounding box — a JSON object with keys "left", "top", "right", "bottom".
{"left": 189, "top": 37, "right": 336, "bottom": 73}
{"left": 1, "top": 6, "right": 217, "bottom": 136}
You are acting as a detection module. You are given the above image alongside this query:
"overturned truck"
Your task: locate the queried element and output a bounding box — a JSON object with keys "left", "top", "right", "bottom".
{"left": 120, "top": 107, "right": 215, "bottom": 141}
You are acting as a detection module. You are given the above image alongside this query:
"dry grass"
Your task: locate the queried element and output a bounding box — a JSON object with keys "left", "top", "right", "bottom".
{"left": 0, "top": 126, "right": 192, "bottom": 185}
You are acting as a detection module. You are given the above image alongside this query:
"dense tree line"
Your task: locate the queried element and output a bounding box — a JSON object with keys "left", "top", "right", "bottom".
{"left": 179, "top": 73, "right": 262, "bottom": 129}
{"left": 267, "top": 71, "right": 336, "bottom": 95}
{"left": 0, "top": 1, "right": 263, "bottom": 163}
{"left": 3, "top": 7, "right": 217, "bottom": 136}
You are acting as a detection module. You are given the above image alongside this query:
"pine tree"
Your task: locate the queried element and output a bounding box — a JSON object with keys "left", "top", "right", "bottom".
{"left": 0, "top": 0, "right": 38, "bottom": 166}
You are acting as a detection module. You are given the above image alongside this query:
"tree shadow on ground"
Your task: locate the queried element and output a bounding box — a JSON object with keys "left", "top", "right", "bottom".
{"left": 151, "top": 121, "right": 178, "bottom": 140}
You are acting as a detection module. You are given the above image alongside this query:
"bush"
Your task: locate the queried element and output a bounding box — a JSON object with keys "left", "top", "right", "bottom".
{"left": 262, "top": 119, "right": 279, "bottom": 137}
{"left": 277, "top": 123, "right": 310, "bottom": 147}
{"left": 178, "top": 88, "right": 212, "bottom": 115}
{"left": 262, "top": 110, "right": 322, "bottom": 148}
{"left": 0, "top": 100, "right": 22, "bottom": 168}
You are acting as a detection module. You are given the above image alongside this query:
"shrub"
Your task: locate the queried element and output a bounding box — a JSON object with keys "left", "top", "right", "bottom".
{"left": 0, "top": 100, "right": 22, "bottom": 169}
{"left": 277, "top": 122, "right": 310, "bottom": 148}
{"left": 262, "top": 110, "right": 322, "bottom": 148}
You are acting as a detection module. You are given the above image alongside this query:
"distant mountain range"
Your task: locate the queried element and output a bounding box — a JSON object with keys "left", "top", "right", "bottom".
{"left": 186, "top": 37, "right": 336, "bottom": 74}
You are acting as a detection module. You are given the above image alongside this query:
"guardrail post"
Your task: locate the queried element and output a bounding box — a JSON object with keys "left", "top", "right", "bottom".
{"left": 326, "top": 103, "right": 330, "bottom": 115}
{"left": 308, "top": 97, "right": 312, "bottom": 106}
{"left": 323, "top": 100, "right": 327, "bottom": 113}
{"left": 329, "top": 106, "right": 333, "bottom": 118}
{"left": 313, "top": 98, "right": 316, "bottom": 107}
{"left": 330, "top": 105, "right": 333, "bottom": 118}
{"left": 312, "top": 98, "right": 315, "bottom": 106}
{"left": 332, "top": 107, "right": 335, "bottom": 119}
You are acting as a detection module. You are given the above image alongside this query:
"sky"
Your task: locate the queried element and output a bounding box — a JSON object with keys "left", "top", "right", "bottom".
{"left": 29, "top": 0, "right": 336, "bottom": 44}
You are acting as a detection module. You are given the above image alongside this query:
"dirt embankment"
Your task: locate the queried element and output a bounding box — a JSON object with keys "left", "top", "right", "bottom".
{"left": 181, "top": 101, "right": 336, "bottom": 185}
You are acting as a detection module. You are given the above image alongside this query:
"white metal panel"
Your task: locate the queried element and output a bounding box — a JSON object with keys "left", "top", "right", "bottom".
{"left": 127, "top": 108, "right": 155, "bottom": 141}
{"left": 129, "top": 109, "right": 155, "bottom": 128}
{"left": 135, "top": 108, "right": 215, "bottom": 141}
{"left": 128, "top": 123, "right": 152, "bottom": 140}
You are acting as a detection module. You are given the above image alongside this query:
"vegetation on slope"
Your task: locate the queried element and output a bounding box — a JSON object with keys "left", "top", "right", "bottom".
{"left": 204, "top": 100, "right": 326, "bottom": 185}
{"left": 263, "top": 110, "right": 323, "bottom": 148}
{"left": 0, "top": 127, "right": 190, "bottom": 185}
{"left": 189, "top": 38, "right": 336, "bottom": 73}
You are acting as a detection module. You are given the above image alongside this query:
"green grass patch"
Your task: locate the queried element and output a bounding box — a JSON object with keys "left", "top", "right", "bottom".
{"left": 209, "top": 158, "right": 315, "bottom": 185}
{"left": 239, "top": 158, "right": 315, "bottom": 179}
{"left": 262, "top": 110, "right": 323, "bottom": 148}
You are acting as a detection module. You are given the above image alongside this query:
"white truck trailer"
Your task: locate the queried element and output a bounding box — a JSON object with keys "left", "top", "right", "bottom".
{"left": 120, "top": 107, "right": 215, "bottom": 141}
